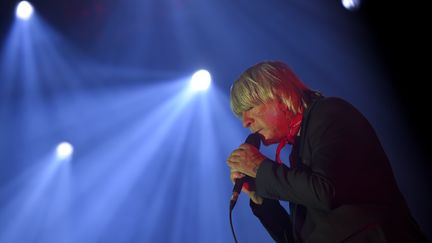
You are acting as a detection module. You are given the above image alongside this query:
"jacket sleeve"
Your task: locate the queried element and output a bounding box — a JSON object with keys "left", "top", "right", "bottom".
{"left": 255, "top": 98, "right": 374, "bottom": 211}
{"left": 255, "top": 159, "right": 335, "bottom": 211}
{"left": 250, "top": 198, "right": 294, "bottom": 243}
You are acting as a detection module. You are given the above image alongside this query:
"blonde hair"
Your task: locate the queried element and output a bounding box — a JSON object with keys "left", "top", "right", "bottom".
{"left": 230, "top": 61, "right": 315, "bottom": 118}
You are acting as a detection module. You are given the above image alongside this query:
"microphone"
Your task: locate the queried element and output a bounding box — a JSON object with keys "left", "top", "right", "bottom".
{"left": 230, "top": 133, "right": 261, "bottom": 211}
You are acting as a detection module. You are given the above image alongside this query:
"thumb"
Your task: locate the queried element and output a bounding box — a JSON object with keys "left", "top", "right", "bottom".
{"left": 248, "top": 191, "right": 263, "bottom": 205}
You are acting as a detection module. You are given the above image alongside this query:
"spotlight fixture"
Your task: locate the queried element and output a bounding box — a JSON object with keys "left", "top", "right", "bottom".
{"left": 189, "top": 69, "right": 211, "bottom": 91}
{"left": 56, "top": 142, "right": 74, "bottom": 160}
{"left": 16, "top": 1, "right": 34, "bottom": 20}
{"left": 341, "top": 0, "right": 361, "bottom": 11}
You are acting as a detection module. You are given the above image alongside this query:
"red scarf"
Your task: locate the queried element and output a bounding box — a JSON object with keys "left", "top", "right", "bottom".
{"left": 275, "top": 112, "right": 303, "bottom": 165}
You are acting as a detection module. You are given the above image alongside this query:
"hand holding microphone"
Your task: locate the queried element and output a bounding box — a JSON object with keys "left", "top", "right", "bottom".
{"left": 227, "top": 133, "right": 266, "bottom": 210}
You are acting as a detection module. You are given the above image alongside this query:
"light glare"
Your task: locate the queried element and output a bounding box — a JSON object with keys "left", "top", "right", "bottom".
{"left": 16, "top": 1, "right": 34, "bottom": 20}
{"left": 56, "top": 142, "right": 73, "bottom": 159}
{"left": 342, "top": 0, "right": 361, "bottom": 10}
{"left": 190, "top": 70, "right": 211, "bottom": 91}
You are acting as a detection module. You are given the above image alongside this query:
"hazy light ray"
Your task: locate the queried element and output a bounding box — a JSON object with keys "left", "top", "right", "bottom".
{"left": 155, "top": 91, "right": 225, "bottom": 242}
{"left": 68, "top": 80, "right": 190, "bottom": 188}
{"left": 48, "top": 80, "right": 182, "bottom": 143}
{"left": 195, "top": 89, "right": 227, "bottom": 242}
{"left": 5, "top": 17, "right": 55, "bottom": 158}
{"left": 0, "top": 161, "right": 46, "bottom": 232}
{"left": 152, "top": 106, "right": 195, "bottom": 243}
{"left": 0, "top": 16, "right": 90, "bottom": 154}
{"left": 73, "top": 84, "right": 195, "bottom": 242}
{"left": 35, "top": 25, "right": 87, "bottom": 92}
{"left": 18, "top": 17, "right": 40, "bottom": 96}
{"left": 0, "top": 22, "right": 22, "bottom": 102}
{"left": 0, "top": 16, "right": 42, "bottom": 103}
{"left": 122, "top": 111, "right": 195, "bottom": 243}
{"left": 39, "top": 162, "right": 72, "bottom": 243}
{"left": 0, "top": 154, "right": 66, "bottom": 243}
{"left": 24, "top": 17, "right": 132, "bottom": 95}
{"left": 16, "top": 79, "right": 180, "bottom": 169}
{"left": 0, "top": 23, "right": 23, "bottom": 150}
{"left": 75, "top": 111, "right": 186, "bottom": 241}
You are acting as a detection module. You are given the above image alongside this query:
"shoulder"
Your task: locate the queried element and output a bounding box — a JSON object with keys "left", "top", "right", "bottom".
{"left": 305, "top": 96, "right": 372, "bottom": 133}
{"left": 315, "top": 97, "right": 355, "bottom": 111}
{"left": 308, "top": 97, "right": 362, "bottom": 118}
{"left": 305, "top": 96, "right": 371, "bottom": 129}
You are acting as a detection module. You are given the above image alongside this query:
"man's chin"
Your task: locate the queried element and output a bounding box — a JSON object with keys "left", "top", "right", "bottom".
{"left": 259, "top": 134, "right": 278, "bottom": 146}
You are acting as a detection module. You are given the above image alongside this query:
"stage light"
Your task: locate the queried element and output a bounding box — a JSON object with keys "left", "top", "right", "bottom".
{"left": 189, "top": 69, "right": 211, "bottom": 91}
{"left": 56, "top": 142, "right": 73, "bottom": 159}
{"left": 16, "top": 1, "right": 34, "bottom": 20}
{"left": 341, "top": 0, "right": 361, "bottom": 11}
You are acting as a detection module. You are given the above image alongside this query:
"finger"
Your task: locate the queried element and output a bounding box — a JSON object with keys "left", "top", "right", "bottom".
{"left": 230, "top": 171, "right": 244, "bottom": 183}
{"left": 230, "top": 167, "right": 241, "bottom": 173}
{"left": 227, "top": 156, "right": 245, "bottom": 170}
{"left": 226, "top": 159, "right": 237, "bottom": 169}
{"left": 239, "top": 143, "right": 255, "bottom": 151}
{"left": 226, "top": 154, "right": 241, "bottom": 164}
{"left": 230, "top": 148, "right": 246, "bottom": 157}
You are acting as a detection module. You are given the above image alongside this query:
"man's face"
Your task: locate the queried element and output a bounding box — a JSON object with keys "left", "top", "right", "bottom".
{"left": 241, "top": 100, "right": 291, "bottom": 145}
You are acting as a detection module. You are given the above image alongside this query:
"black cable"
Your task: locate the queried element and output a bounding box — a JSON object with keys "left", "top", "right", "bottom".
{"left": 229, "top": 133, "right": 261, "bottom": 243}
{"left": 229, "top": 207, "right": 239, "bottom": 243}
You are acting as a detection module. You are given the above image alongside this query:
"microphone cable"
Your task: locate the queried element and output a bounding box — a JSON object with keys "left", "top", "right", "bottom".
{"left": 229, "top": 205, "right": 239, "bottom": 243}
{"left": 228, "top": 133, "right": 260, "bottom": 243}
{"left": 229, "top": 177, "right": 245, "bottom": 243}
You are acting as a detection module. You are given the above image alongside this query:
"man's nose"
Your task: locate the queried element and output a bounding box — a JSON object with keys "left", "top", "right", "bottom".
{"left": 242, "top": 112, "right": 253, "bottom": 128}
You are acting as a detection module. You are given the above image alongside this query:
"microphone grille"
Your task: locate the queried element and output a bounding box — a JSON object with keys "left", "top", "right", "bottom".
{"left": 245, "top": 133, "right": 261, "bottom": 149}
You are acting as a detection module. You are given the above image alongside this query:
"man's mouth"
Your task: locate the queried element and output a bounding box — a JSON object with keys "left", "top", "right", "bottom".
{"left": 253, "top": 129, "right": 262, "bottom": 134}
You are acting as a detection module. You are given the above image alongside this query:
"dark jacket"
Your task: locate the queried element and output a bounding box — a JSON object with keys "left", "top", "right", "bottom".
{"left": 251, "top": 97, "right": 427, "bottom": 243}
